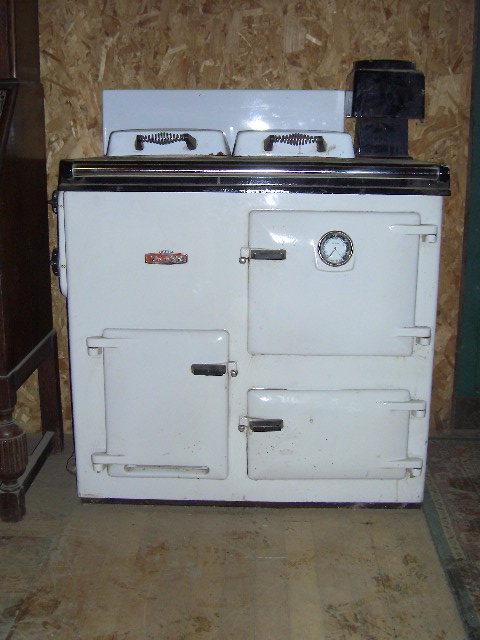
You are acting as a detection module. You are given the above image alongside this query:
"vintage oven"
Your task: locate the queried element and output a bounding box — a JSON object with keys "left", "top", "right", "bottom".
{"left": 54, "top": 61, "right": 449, "bottom": 503}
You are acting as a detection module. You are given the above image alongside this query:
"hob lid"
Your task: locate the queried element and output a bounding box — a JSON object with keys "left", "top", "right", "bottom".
{"left": 232, "top": 130, "right": 354, "bottom": 158}
{"left": 106, "top": 128, "right": 355, "bottom": 159}
{"left": 106, "top": 129, "right": 230, "bottom": 157}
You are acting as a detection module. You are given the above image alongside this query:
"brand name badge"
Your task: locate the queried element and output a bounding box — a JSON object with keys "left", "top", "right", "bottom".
{"left": 145, "top": 250, "right": 188, "bottom": 265}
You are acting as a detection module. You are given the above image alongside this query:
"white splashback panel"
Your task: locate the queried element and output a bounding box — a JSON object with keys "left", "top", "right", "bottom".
{"left": 102, "top": 89, "right": 346, "bottom": 153}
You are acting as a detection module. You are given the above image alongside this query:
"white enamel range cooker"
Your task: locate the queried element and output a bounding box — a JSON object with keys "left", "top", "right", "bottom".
{"left": 54, "top": 62, "right": 449, "bottom": 503}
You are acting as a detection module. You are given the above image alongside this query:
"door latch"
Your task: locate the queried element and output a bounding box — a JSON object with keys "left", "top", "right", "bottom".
{"left": 191, "top": 364, "right": 227, "bottom": 376}
{"left": 239, "top": 247, "right": 286, "bottom": 263}
{"left": 190, "top": 361, "right": 238, "bottom": 377}
{"left": 238, "top": 417, "right": 284, "bottom": 432}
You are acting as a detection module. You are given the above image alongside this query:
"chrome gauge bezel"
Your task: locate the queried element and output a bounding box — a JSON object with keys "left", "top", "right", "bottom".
{"left": 318, "top": 230, "right": 354, "bottom": 267}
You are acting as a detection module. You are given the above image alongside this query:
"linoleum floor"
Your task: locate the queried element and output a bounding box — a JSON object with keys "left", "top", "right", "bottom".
{"left": 0, "top": 437, "right": 467, "bottom": 639}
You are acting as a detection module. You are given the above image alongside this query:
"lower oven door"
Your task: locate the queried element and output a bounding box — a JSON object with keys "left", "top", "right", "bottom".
{"left": 88, "top": 329, "right": 230, "bottom": 479}
{"left": 246, "top": 389, "right": 424, "bottom": 480}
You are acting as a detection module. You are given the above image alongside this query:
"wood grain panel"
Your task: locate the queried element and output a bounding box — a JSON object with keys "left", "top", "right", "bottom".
{"left": 28, "top": 0, "right": 475, "bottom": 433}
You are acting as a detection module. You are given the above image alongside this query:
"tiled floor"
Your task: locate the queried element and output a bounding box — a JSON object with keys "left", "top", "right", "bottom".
{"left": 0, "top": 437, "right": 467, "bottom": 639}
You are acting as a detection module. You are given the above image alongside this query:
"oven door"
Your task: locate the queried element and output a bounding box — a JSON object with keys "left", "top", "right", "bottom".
{"left": 246, "top": 210, "right": 434, "bottom": 356}
{"left": 88, "top": 329, "right": 230, "bottom": 478}
{"left": 245, "top": 389, "right": 424, "bottom": 480}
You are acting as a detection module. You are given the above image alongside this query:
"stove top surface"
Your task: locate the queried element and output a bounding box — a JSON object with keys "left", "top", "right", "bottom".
{"left": 59, "top": 86, "right": 449, "bottom": 196}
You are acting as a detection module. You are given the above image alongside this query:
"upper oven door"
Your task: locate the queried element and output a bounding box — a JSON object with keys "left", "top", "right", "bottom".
{"left": 246, "top": 209, "right": 434, "bottom": 356}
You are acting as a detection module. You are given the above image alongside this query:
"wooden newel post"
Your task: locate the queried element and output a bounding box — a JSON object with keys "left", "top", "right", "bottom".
{"left": 0, "top": 411, "right": 28, "bottom": 522}
{"left": 0, "top": 0, "right": 64, "bottom": 523}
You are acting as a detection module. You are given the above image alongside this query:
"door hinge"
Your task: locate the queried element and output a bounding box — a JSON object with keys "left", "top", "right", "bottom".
{"left": 48, "top": 190, "right": 59, "bottom": 215}
{"left": 380, "top": 457, "right": 423, "bottom": 477}
{"left": 389, "top": 224, "right": 438, "bottom": 243}
{"left": 91, "top": 452, "right": 210, "bottom": 475}
{"left": 91, "top": 452, "right": 125, "bottom": 472}
{"left": 382, "top": 399, "right": 426, "bottom": 418}
{"left": 395, "top": 326, "right": 432, "bottom": 346}
{"left": 86, "top": 336, "right": 129, "bottom": 356}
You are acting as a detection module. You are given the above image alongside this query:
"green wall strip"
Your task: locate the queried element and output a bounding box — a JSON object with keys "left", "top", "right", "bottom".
{"left": 454, "top": 5, "right": 480, "bottom": 399}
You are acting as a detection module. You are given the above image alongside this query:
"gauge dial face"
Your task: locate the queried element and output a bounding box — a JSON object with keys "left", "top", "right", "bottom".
{"left": 318, "top": 231, "right": 353, "bottom": 267}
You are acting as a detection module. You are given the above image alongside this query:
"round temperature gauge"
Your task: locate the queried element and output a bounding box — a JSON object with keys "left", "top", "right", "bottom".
{"left": 318, "top": 231, "right": 354, "bottom": 267}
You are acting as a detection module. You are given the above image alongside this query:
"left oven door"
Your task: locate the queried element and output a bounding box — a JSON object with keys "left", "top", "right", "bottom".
{"left": 88, "top": 329, "right": 230, "bottom": 479}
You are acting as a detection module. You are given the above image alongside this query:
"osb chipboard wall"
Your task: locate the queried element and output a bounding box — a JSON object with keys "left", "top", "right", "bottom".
{"left": 15, "top": 0, "right": 474, "bottom": 433}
